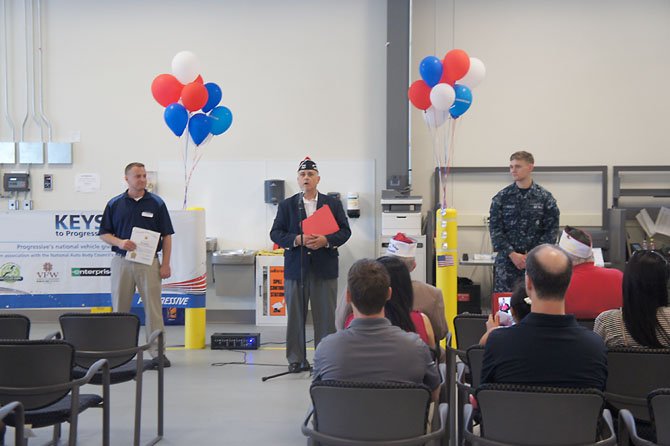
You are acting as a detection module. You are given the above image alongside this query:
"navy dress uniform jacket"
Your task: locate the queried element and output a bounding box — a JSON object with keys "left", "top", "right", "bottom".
{"left": 270, "top": 193, "right": 351, "bottom": 281}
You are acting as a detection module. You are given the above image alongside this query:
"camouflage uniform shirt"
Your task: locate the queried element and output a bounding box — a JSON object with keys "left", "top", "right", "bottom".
{"left": 489, "top": 182, "right": 560, "bottom": 292}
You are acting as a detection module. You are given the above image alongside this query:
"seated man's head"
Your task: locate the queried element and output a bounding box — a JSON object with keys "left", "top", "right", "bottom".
{"left": 558, "top": 226, "right": 593, "bottom": 265}
{"left": 346, "top": 259, "right": 391, "bottom": 316}
{"left": 525, "top": 244, "right": 572, "bottom": 304}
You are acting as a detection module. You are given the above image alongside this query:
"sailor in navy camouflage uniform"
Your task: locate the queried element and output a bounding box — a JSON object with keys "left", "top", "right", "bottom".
{"left": 489, "top": 151, "right": 560, "bottom": 292}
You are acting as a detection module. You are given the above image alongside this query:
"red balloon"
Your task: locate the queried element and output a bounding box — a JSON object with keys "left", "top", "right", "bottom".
{"left": 408, "top": 80, "right": 432, "bottom": 110}
{"left": 194, "top": 75, "right": 204, "bottom": 84}
{"left": 181, "top": 82, "right": 208, "bottom": 111}
{"left": 151, "top": 74, "right": 183, "bottom": 107}
{"left": 441, "top": 49, "right": 470, "bottom": 85}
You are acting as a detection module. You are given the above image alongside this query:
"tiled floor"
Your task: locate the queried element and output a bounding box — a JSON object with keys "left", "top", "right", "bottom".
{"left": 8, "top": 323, "right": 316, "bottom": 446}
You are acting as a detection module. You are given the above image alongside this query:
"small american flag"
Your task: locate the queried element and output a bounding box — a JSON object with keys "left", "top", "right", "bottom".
{"left": 437, "top": 255, "right": 454, "bottom": 268}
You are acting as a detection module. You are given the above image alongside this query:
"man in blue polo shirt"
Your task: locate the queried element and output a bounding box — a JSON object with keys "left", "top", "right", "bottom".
{"left": 99, "top": 162, "right": 174, "bottom": 366}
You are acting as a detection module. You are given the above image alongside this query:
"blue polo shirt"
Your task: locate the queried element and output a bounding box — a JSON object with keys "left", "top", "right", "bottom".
{"left": 99, "top": 190, "right": 174, "bottom": 255}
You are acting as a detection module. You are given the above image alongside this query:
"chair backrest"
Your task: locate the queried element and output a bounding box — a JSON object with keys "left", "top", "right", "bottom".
{"left": 454, "top": 314, "right": 487, "bottom": 352}
{"left": 310, "top": 380, "right": 431, "bottom": 442}
{"left": 605, "top": 348, "right": 670, "bottom": 421}
{"left": 466, "top": 345, "right": 486, "bottom": 389}
{"left": 0, "top": 339, "right": 74, "bottom": 410}
{"left": 475, "top": 384, "right": 605, "bottom": 445}
{"left": 59, "top": 312, "right": 140, "bottom": 369}
{"left": 649, "top": 388, "right": 670, "bottom": 446}
{"left": 0, "top": 314, "right": 30, "bottom": 339}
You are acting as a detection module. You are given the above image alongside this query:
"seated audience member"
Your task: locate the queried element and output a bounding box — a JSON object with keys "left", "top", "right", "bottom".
{"left": 313, "top": 259, "right": 441, "bottom": 401}
{"left": 560, "top": 226, "right": 623, "bottom": 319}
{"left": 481, "top": 244, "right": 608, "bottom": 390}
{"left": 594, "top": 250, "right": 670, "bottom": 348}
{"left": 479, "top": 281, "right": 532, "bottom": 345}
{"left": 344, "top": 256, "right": 436, "bottom": 349}
{"left": 335, "top": 233, "right": 448, "bottom": 342}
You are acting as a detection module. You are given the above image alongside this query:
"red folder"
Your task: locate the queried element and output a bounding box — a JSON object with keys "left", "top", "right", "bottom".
{"left": 302, "top": 205, "right": 339, "bottom": 235}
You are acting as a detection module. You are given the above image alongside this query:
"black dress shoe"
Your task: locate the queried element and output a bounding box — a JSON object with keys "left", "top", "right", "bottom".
{"left": 152, "top": 355, "right": 171, "bottom": 368}
{"left": 300, "top": 360, "right": 311, "bottom": 371}
{"left": 288, "top": 362, "right": 302, "bottom": 373}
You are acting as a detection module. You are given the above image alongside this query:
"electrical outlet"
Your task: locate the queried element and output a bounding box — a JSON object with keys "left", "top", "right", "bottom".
{"left": 23, "top": 200, "right": 33, "bottom": 210}
{"left": 8, "top": 200, "right": 18, "bottom": 210}
{"left": 44, "top": 174, "right": 53, "bottom": 191}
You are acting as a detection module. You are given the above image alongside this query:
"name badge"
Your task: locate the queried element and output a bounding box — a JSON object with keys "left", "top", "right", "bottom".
{"left": 142, "top": 212, "right": 154, "bottom": 218}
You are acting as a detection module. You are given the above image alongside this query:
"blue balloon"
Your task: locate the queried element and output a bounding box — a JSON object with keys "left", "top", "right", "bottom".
{"left": 202, "top": 83, "right": 222, "bottom": 113}
{"left": 209, "top": 106, "right": 233, "bottom": 135}
{"left": 419, "top": 56, "right": 443, "bottom": 87}
{"left": 163, "top": 103, "right": 188, "bottom": 137}
{"left": 188, "top": 113, "right": 212, "bottom": 145}
{"left": 449, "top": 84, "right": 473, "bottom": 119}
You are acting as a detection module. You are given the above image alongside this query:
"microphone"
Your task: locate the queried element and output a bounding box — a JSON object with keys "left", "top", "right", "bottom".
{"left": 298, "top": 191, "right": 304, "bottom": 209}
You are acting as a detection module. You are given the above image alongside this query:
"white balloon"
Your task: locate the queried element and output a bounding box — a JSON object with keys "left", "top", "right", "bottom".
{"left": 423, "top": 106, "right": 449, "bottom": 129}
{"left": 171, "top": 51, "right": 202, "bottom": 84}
{"left": 459, "top": 57, "right": 486, "bottom": 89}
{"left": 429, "top": 83, "right": 456, "bottom": 111}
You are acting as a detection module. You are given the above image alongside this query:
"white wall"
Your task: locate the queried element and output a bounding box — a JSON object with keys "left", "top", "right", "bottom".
{"left": 411, "top": 0, "right": 670, "bottom": 299}
{"left": 0, "top": 0, "right": 388, "bottom": 279}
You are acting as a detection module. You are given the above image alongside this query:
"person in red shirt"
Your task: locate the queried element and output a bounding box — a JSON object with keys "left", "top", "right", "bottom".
{"left": 560, "top": 226, "right": 623, "bottom": 319}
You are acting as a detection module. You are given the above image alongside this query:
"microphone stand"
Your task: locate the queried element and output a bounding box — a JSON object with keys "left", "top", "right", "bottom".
{"left": 263, "top": 191, "right": 312, "bottom": 381}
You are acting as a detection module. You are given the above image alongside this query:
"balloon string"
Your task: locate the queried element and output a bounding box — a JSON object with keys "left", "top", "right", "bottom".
{"left": 447, "top": 118, "right": 457, "bottom": 207}
{"left": 427, "top": 112, "right": 445, "bottom": 211}
{"left": 182, "top": 131, "right": 190, "bottom": 210}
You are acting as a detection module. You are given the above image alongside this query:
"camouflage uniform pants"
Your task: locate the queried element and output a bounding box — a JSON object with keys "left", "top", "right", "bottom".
{"left": 494, "top": 255, "right": 525, "bottom": 293}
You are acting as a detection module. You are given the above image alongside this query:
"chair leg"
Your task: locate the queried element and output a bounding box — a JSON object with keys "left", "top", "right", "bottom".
{"left": 51, "top": 423, "right": 61, "bottom": 445}
{"left": 134, "top": 358, "right": 143, "bottom": 446}
{"left": 158, "top": 358, "right": 164, "bottom": 438}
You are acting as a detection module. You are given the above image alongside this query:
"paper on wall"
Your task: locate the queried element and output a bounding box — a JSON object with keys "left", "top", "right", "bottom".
{"left": 655, "top": 207, "right": 670, "bottom": 237}
{"left": 636, "top": 208, "right": 656, "bottom": 238}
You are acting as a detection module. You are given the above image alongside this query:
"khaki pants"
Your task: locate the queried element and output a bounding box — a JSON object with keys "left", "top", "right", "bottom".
{"left": 111, "top": 255, "right": 164, "bottom": 357}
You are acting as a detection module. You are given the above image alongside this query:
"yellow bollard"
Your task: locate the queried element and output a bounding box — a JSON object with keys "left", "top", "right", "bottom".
{"left": 90, "top": 307, "right": 112, "bottom": 313}
{"left": 436, "top": 208, "right": 458, "bottom": 348}
{"left": 185, "top": 308, "right": 207, "bottom": 349}
{"left": 183, "top": 207, "right": 207, "bottom": 349}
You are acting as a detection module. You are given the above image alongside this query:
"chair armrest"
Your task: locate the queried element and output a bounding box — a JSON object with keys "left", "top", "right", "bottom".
{"left": 596, "top": 409, "right": 618, "bottom": 446}
{"left": 43, "top": 331, "right": 61, "bottom": 340}
{"left": 0, "top": 401, "right": 24, "bottom": 446}
{"left": 618, "top": 409, "right": 654, "bottom": 446}
{"left": 138, "top": 329, "right": 164, "bottom": 353}
{"left": 301, "top": 403, "right": 449, "bottom": 446}
{"left": 73, "top": 358, "right": 110, "bottom": 387}
{"left": 0, "top": 400, "right": 23, "bottom": 420}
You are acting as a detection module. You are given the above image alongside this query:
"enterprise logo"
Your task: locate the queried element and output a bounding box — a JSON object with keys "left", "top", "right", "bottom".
{"left": 71, "top": 267, "right": 111, "bottom": 277}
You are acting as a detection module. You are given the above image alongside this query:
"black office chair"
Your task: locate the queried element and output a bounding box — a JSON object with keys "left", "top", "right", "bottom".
{"left": 302, "top": 380, "right": 448, "bottom": 445}
{"left": 452, "top": 314, "right": 487, "bottom": 361}
{"left": 0, "top": 314, "right": 30, "bottom": 339}
{"left": 605, "top": 347, "right": 670, "bottom": 421}
{"left": 0, "top": 401, "right": 25, "bottom": 446}
{"left": 58, "top": 312, "right": 164, "bottom": 446}
{"left": 619, "top": 388, "right": 670, "bottom": 446}
{"left": 456, "top": 345, "right": 485, "bottom": 446}
{"left": 0, "top": 339, "right": 109, "bottom": 446}
{"left": 463, "top": 383, "right": 616, "bottom": 445}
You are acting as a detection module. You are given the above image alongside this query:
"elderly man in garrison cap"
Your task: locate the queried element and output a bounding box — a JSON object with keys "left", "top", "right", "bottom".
{"left": 335, "top": 232, "right": 448, "bottom": 345}
{"left": 270, "top": 157, "right": 351, "bottom": 373}
{"left": 560, "top": 226, "right": 623, "bottom": 319}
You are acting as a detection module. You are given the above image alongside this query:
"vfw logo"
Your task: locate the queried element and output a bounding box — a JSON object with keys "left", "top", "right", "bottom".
{"left": 36, "top": 262, "right": 60, "bottom": 283}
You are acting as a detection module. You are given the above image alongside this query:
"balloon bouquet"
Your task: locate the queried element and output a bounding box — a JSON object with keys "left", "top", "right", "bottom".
{"left": 151, "top": 51, "right": 233, "bottom": 208}
{"left": 408, "top": 49, "right": 485, "bottom": 209}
